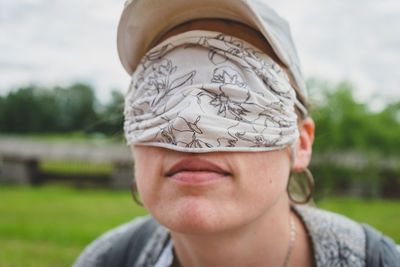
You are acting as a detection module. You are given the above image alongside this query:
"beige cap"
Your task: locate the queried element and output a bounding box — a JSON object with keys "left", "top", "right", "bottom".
{"left": 117, "top": 0, "right": 307, "bottom": 105}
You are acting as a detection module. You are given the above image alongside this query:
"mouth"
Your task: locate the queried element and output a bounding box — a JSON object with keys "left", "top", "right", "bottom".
{"left": 165, "top": 157, "right": 231, "bottom": 186}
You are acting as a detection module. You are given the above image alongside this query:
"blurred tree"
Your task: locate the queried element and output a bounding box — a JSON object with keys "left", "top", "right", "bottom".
{"left": 308, "top": 80, "right": 400, "bottom": 198}
{"left": 96, "top": 90, "right": 124, "bottom": 137}
{"left": 0, "top": 95, "right": 4, "bottom": 132}
{"left": 371, "top": 102, "right": 400, "bottom": 155}
{"left": 1, "top": 81, "right": 399, "bottom": 197}
{"left": 1, "top": 86, "right": 44, "bottom": 133}
{"left": 53, "top": 83, "right": 98, "bottom": 132}
{"left": 1, "top": 81, "right": 399, "bottom": 156}
{"left": 0, "top": 83, "right": 99, "bottom": 134}
{"left": 310, "top": 81, "right": 400, "bottom": 156}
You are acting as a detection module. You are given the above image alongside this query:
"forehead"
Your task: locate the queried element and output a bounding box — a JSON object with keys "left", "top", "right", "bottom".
{"left": 155, "top": 19, "right": 284, "bottom": 67}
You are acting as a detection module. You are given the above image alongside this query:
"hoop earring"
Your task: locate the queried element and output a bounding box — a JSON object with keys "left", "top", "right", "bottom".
{"left": 287, "top": 167, "right": 315, "bottom": 205}
{"left": 131, "top": 179, "right": 144, "bottom": 206}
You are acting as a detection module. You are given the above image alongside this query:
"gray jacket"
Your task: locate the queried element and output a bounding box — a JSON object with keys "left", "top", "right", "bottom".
{"left": 73, "top": 205, "right": 400, "bottom": 267}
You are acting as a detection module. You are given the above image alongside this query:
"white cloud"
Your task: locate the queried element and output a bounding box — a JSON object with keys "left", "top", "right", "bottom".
{"left": 1, "top": 0, "right": 399, "bottom": 103}
{"left": 0, "top": 0, "right": 129, "bottom": 101}
{"left": 268, "top": 0, "right": 400, "bottom": 101}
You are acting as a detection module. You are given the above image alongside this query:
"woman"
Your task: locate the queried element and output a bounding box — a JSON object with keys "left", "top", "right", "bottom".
{"left": 74, "top": 0, "right": 400, "bottom": 266}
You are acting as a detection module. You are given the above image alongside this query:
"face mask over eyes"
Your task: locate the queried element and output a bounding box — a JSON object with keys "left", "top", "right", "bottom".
{"left": 124, "top": 30, "right": 302, "bottom": 152}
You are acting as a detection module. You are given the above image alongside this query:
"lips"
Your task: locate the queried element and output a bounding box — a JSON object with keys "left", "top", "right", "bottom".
{"left": 165, "top": 157, "right": 231, "bottom": 185}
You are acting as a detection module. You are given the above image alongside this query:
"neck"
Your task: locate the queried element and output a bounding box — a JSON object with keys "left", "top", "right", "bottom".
{"left": 170, "top": 198, "right": 311, "bottom": 267}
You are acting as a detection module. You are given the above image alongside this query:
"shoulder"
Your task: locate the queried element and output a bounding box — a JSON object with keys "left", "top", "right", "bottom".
{"left": 294, "top": 205, "right": 366, "bottom": 267}
{"left": 72, "top": 216, "right": 169, "bottom": 267}
{"left": 362, "top": 223, "right": 400, "bottom": 267}
{"left": 294, "top": 205, "right": 400, "bottom": 267}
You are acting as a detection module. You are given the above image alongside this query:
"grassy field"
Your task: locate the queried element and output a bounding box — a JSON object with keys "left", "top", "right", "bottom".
{"left": 0, "top": 186, "right": 147, "bottom": 267}
{"left": 318, "top": 197, "right": 400, "bottom": 242}
{"left": 0, "top": 186, "right": 399, "bottom": 267}
{"left": 39, "top": 161, "right": 113, "bottom": 176}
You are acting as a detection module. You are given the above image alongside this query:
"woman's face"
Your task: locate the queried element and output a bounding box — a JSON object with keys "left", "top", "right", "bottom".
{"left": 132, "top": 19, "right": 314, "bottom": 234}
{"left": 133, "top": 146, "right": 292, "bottom": 234}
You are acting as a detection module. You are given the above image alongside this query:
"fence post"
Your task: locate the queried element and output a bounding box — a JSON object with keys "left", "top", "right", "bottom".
{"left": 0, "top": 157, "right": 39, "bottom": 185}
{"left": 110, "top": 162, "right": 134, "bottom": 189}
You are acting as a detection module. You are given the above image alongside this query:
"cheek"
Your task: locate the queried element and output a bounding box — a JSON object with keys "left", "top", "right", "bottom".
{"left": 133, "top": 147, "right": 164, "bottom": 207}
{"left": 234, "top": 152, "right": 291, "bottom": 207}
{"left": 132, "top": 148, "right": 291, "bottom": 233}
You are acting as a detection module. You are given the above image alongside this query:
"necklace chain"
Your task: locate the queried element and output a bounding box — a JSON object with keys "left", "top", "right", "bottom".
{"left": 168, "top": 215, "right": 297, "bottom": 267}
{"left": 282, "top": 215, "right": 296, "bottom": 267}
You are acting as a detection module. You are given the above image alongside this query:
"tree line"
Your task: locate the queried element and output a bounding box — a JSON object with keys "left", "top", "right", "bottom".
{"left": 0, "top": 83, "right": 124, "bottom": 137}
{"left": 309, "top": 80, "right": 400, "bottom": 157}
{"left": 1, "top": 81, "right": 399, "bottom": 157}
{"left": 1, "top": 81, "right": 399, "bottom": 197}
{"left": 307, "top": 80, "right": 400, "bottom": 198}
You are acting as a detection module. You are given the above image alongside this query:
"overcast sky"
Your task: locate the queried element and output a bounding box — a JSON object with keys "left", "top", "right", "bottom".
{"left": 1, "top": 0, "right": 399, "bottom": 105}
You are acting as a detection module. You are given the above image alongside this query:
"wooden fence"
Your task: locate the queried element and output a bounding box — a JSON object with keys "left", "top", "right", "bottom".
{"left": 0, "top": 136, "right": 134, "bottom": 189}
{"left": 1, "top": 136, "right": 399, "bottom": 197}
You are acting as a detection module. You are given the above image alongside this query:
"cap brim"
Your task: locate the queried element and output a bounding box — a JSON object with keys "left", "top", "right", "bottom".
{"left": 117, "top": 0, "right": 307, "bottom": 107}
{"left": 118, "top": 0, "right": 292, "bottom": 74}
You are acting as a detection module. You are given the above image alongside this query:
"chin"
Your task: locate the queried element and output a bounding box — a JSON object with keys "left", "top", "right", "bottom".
{"left": 149, "top": 196, "right": 239, "bottom": 234}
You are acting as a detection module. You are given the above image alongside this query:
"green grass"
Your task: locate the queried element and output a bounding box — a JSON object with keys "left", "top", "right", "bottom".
{"left": 317, "top": 197, "right": 400, "bottom": 243}
{"left": 0, "top": 186, "right": 147, "bottom": 267}
{"left": 39, "top": 161, "right": 113, "bottom": 175}
{"left": 0, "top": 239, "right": 80, "bottom": 267}
{"left": 0, "top": 186, "right": 399, "bottom": 267}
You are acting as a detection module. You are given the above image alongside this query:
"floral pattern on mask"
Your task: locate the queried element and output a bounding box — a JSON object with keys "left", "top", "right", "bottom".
{"left": 124, "top": 31, "right": 299, "bottom": 152}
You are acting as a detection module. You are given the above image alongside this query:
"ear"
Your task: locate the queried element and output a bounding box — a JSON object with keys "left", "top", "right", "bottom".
{"left": 294, "top": 117, "right": 315, "bottom": 171}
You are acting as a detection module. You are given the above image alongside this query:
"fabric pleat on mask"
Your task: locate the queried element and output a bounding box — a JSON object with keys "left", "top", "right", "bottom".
{"left": 124, "top": 30, "right": 300, "bottom": 152}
